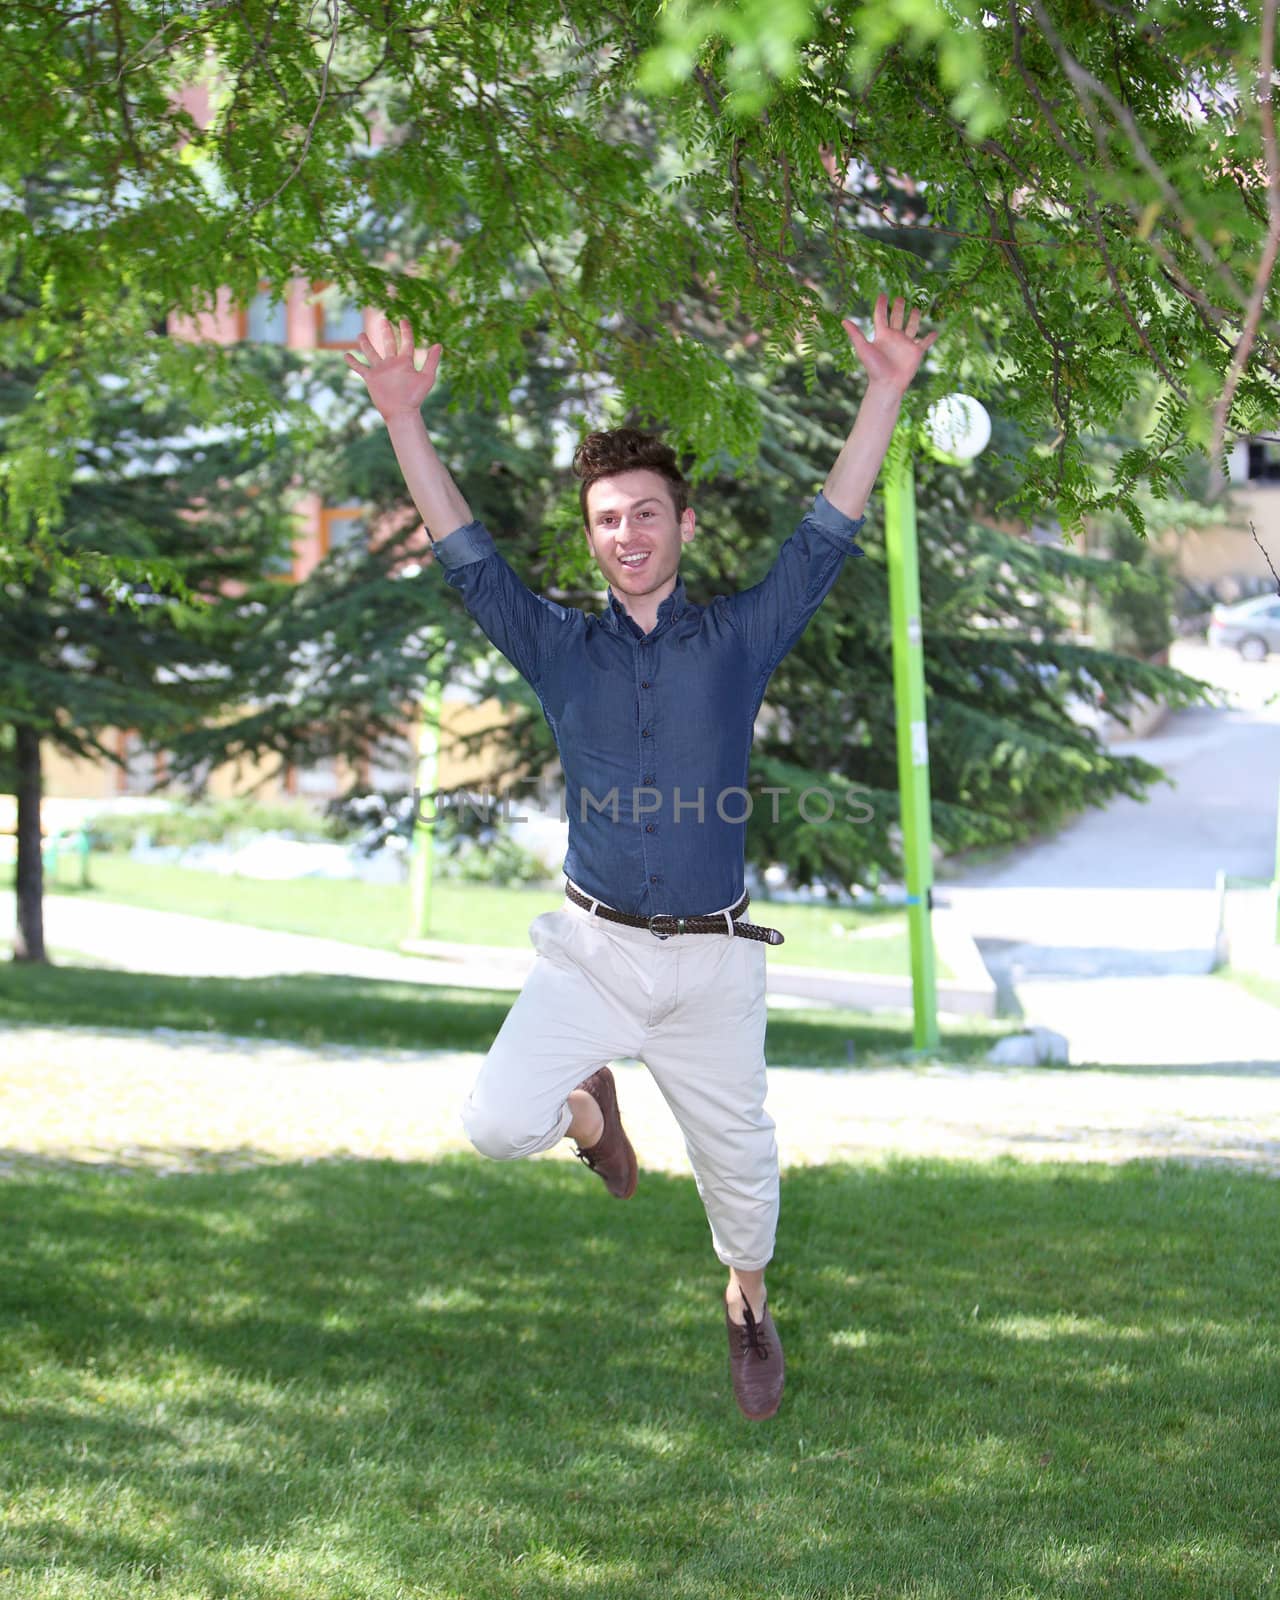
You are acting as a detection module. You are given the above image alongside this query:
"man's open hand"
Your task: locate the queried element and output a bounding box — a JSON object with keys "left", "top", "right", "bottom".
{"left": 841, "top": 294, "right": 939, "bottom": 392}
{"left": 345, "top": 315, "right": 442, "bottom": 419}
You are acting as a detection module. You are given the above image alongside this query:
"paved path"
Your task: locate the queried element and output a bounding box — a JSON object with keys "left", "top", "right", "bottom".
{"left": 1, "top": 894, "right": 849, "bottom": 1014}
{"left": 1004, "top": 973, "right": 1278, "bottom": 1068}
{"left": 945, "top": 642, "right": 1280, "bottom": 1067}
{"left": 3, "top": 1025, "right": 1277, "bottom": 1176}
{"left": 3, "top": 890, "right": 996, "bottom": 1015}
{"left": 8, "top": 892, "right": 540, "bottom": 991}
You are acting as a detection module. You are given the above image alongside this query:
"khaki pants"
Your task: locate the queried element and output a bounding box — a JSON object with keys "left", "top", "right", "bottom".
{"left": 461, "top": 890, "right": 778, "bottom": 1271}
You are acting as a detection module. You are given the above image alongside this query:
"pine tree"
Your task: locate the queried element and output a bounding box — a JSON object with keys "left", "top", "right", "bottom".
{"left": 717, "top": 343, "right": 1206, "bottom": 887}
{"left": 0, "top": 335, "right": 311, "bottom": 960}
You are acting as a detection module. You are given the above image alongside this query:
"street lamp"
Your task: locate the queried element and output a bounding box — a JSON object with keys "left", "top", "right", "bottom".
{"left": 924, "top": 393, "right": 992, "bottom": 465}
{"left": 884, "top": 393, "right": 991, "bottom": 1051}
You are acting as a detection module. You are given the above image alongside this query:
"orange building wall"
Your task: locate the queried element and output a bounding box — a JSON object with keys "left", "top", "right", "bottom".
{"left": 39, "top": 695, "right": 521, "bottom": 812}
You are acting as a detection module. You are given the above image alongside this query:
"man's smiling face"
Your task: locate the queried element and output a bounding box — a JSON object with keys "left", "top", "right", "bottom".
{"left": 584, "top": 468, "right": 696, "bottom": 618}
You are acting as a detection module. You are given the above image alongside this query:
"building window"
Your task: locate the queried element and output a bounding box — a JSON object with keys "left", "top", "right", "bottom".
{"left": 294, "top": 756, "right": 341, "bottom": 798}
{"left": 118, "top": 733, "right": 165, "bottom": 795}
{"left": 263, "top": 541, "right": 297, "bottom": 580}
{"left": 314, "top": 286, "right": 365, "bottom": 347}
{"left": 1232, "top": 437, "right": 1280, "bottom": 484}
{"left": 321, "top": 506, "right": 367, "bottom": 556}
{"left": 244, "top": 289, "right": 288, "bottom": 344}
{"left": 365, "top": 732, "right": 415, "bottom": 793}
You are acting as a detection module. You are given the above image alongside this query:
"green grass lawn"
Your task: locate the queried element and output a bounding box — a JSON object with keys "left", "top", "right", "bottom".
{"left": 0, "top": 960, "right": 1007, "bottom": 1065}
{"left": 42, "top": 857, "right": 954, "bottom": 978}
{"left": 1, "top": 1153, "right": 1276, "bottom": 1599}
{"left": 1226, "top": 967, "right": 1280, "bottom": 1010}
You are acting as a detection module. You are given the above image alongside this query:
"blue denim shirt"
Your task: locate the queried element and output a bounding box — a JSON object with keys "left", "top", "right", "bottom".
{"left": 432, "top": 491, "right": 866, "bottom": 917}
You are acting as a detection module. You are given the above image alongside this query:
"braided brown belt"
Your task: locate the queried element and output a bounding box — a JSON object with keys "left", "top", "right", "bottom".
{"left": 565, "top": 881, "right": 785, "bottom": 946}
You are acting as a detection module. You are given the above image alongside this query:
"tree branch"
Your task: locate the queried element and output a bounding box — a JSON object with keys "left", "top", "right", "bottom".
{"left": 1028, "top": 0, "right": 1248, "bottom": 311}
{"left": 1251, "top": 522, "right": 1280, "bottom": 593}
{"left": 228, "top": 0, "right": 343, "bottom": 232}
{"left": 1210, "top": 0, "right": 1280, "bottom": 460}
{"left": 470, "top": 78, "right": 593, "bottom": 362}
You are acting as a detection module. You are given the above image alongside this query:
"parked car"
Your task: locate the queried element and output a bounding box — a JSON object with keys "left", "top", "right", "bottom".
{"left": 1207, "top": 592, "right": 1280, "bottom": 660}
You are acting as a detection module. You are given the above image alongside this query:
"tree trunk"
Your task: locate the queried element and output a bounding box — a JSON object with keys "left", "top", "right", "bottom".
{"left": 13, "top": 723, "right": 46, "bottom": 963}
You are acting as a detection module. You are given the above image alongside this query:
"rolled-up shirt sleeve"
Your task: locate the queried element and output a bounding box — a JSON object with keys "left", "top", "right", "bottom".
{"left": 722, "top": 491, "right": 866, "bottom": 678}
{"left": 432, "top": 518, "right": 578, "bottom": 690}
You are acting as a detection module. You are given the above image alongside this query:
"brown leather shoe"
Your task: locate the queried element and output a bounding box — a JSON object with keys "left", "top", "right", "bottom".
{"left": 726, "top": 1298, "right": 784, "bottom": 1420}
{"left": 571, "top": 1067, "right": 638, "bottom": 1198}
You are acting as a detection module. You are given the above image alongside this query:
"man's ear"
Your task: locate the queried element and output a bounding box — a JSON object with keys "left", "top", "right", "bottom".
{"left": 680, "top": 509, "right": 696, "bottom": 544}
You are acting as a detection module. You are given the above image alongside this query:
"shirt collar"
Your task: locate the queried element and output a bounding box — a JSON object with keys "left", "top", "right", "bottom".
{"left": 605, "top": 573, "right": 688, "bottom": 637}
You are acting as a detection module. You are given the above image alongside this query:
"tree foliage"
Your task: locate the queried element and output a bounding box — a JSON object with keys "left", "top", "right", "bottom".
{"left": 0, "top": 257, "right": 451, "bottom": 960}
{"left": 3, "top": 1, "right": 1277, "bottom": 586}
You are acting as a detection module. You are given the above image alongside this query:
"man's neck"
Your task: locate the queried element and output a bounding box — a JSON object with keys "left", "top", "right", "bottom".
{"left": 614, "top": 575, "right": 678, "bottom": 636}
{"left": 622, "top": 599, "right": 659, "bottom": 635}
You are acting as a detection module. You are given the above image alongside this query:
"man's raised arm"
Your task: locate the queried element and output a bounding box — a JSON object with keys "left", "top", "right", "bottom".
{"left": 823, "top": 292, "right": 940, "bottom": 520}
{"left": 347, "top": 316, "right": 578, "bottom": 690}
{"left": 345, "top": 316, "right": 473, "bottom": 542}
{"left": 724, "top": 291, "right": 939, "bottom": 674}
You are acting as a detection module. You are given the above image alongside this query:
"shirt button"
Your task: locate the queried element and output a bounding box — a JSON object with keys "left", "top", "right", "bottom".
{"left": 641, "top": 728, "right": 651, "bottom": 737}
{"left": 645, "top": 824, "right": 656, "bottom": 833}
{"left": 643, "top": 774, "right": 655, "bottom": 784}
{"left": 641, "top": 680, "right": 651, "bottom": 689}
{"left": 649, "top": 874, "right": 660, "bottom": 884}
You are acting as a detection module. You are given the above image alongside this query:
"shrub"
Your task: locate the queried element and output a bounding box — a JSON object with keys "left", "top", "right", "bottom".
{"left": 432, "top": 800, "right": 552, "bottom": 886}
{"left": 325, "top": 788, "right": 553, "bottom": 885}
{"left": 86, "top": 797, "right": 347, "bottom": 854}
{"left": 1091, "top": 525, "right": 1176, "bottom": 659}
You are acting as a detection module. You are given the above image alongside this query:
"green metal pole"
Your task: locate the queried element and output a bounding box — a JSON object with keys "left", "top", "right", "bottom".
{"left": 883, "top": 430, "right": 940, "bottom": 1051}
{"left": 408, "top": 671, "right": 442, "bottom": 941}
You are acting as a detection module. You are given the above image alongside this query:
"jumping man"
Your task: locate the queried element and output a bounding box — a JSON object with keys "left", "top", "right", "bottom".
{"left": 348, "top": 294, "right": 938, "bottom": 1419}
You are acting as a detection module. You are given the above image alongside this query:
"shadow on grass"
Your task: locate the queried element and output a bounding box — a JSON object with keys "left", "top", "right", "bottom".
{"left": 0, "top": 962, "right": 1009, "bottom": 1065}
{"left": 0, "top": 1154, "right": 1277, "bottom": 1599}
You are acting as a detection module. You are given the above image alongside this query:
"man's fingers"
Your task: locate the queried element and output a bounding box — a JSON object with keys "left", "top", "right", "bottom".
{"left": 906, "top": 306, "right": 922, "bottom": 338}
{"left": 890, "top": 295, "right": 906, "bottom": 330}
{"left": 343, "top": 350, "right": 370, "bottom": 372}
{"left": 357, "top": 330, "right": 379, "bottom": 361}
{"left": 399, "top": 317, "right": 415, "bottom": 358}
{"left": 842, "top": 317, "right": 872, "bottom": 356}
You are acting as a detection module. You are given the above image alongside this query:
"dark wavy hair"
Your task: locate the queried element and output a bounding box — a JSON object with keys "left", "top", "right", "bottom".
{"left": 572, "top": 427, "right": 689, "bottom": 531}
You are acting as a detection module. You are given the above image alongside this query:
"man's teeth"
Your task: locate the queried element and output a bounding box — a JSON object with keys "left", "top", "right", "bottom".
{"left": 621, "top": 553, "right": 649, "bottom": 567}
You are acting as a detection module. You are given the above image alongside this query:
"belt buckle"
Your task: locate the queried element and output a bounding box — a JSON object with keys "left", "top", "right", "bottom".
{"left": 648, "top": 913, "right": 686, "bottom": 940}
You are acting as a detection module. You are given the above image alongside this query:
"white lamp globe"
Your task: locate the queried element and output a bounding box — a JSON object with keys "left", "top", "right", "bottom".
{"left": 923, "top": 394, "right": 991, "bottom": 464}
